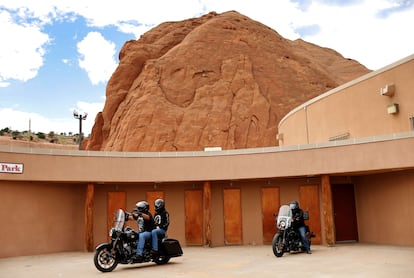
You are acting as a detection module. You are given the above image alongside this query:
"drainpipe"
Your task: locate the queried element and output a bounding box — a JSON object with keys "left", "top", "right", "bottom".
{"left": 304, "top": 106, "right": 310, "bottom": 144}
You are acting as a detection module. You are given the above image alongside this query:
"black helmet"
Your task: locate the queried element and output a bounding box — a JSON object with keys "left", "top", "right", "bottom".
{"left": 289, "top": 200, "right": 299, "bottom": 210}
{"left": 154, "top": 198, "right": 165, "bottom": 212}
{"left": 136, "top": 201, "right": 149, "bottom": 213}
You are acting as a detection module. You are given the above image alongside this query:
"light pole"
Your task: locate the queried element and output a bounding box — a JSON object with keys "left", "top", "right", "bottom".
{"left": 73, "top": 110, "right": 88, "bottom": 150}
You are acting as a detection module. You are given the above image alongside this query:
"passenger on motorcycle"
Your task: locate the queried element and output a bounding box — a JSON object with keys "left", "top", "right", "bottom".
{"left": 128, "top": 201, "right": 154, "bottom": 262}
{"left": 290, "top": 200, "right": 312, "bottom": 254}
{"left": 151, "top": 198, "right": 170, "bottom": 255}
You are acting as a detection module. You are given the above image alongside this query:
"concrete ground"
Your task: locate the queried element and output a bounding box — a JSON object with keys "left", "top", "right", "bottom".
{"left": 1, "top": 244, "right": 413, "bottom": 278}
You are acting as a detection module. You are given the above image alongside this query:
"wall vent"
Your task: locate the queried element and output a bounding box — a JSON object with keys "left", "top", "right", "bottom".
{"left": 380, "top": 84, "right": 395, "bottom": 97}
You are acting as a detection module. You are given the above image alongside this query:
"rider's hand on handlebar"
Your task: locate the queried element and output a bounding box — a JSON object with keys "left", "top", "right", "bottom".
{"left": 131, "top": 212, "right": 142, "bottom": 220}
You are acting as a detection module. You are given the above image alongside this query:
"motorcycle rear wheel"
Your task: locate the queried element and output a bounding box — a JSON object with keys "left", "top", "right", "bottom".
{"left": 272, "top": 233, "right": 284, "bottom": 257}
{"left": 94, "top": 244, "right": 118, "bottom": 272}
{"left": 153, "top": 256, "right": 171, "bottom": 265}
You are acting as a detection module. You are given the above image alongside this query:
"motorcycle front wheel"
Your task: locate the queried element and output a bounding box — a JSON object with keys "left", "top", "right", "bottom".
{"left": 94, "top": 244, "right": 118, "bottom": 272}
{"left": 272, "top": 233, "right": 284, "bottom": 257}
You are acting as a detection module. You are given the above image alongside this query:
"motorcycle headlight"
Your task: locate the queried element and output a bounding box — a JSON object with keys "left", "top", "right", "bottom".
{"left": 279, "top": 220, "right": 286, "bottom": 228}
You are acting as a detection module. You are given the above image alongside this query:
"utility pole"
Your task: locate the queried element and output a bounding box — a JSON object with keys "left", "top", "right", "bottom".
{"left": 73, "top": 110, "right": 88, "bottom": 150}
{"left": 29, "top": 118, "right": 31, "bottom": 140}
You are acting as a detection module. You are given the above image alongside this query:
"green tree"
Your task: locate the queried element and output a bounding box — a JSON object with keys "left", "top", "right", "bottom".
{"left": 37, "top": 132, "right": 46, "bottom": 139}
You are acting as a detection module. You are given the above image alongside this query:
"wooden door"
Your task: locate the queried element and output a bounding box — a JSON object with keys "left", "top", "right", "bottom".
{"left": 146, "top": 191, "right": 165, "bottom": 216}
{"left": 184, "top": 190, "right": 203, "bottom": 245}
{"left": 107, "top": 191, "right": 126, "bottom": 239}
{"left": 223, "top": 188, "right": 242, "bottom": 245}
{"left": 299, "top": 185, "right": 321, "bottom": 244}
{"left": 261, "top": 187, "right": 279, "bottom": 243}
{"left": 332, "top": 184, "right": 359, "bottom": 242}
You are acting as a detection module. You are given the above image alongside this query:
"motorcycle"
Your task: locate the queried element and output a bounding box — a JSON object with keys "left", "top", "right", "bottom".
{"left": 271, "top": 204, "right": 315, "bottom": 257}
{"left": 94, "top": 208, "right": 183, "bottom": 272}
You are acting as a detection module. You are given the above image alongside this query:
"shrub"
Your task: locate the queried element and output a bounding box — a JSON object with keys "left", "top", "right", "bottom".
{"left": 37, "top": 132, "right": 46, "bottom": 139}
{"left": 12, "top": 131, "right": 20, "bottom": 140}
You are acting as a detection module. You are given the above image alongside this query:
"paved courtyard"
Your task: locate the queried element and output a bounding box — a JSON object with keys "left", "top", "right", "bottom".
{"left": 1, "top": 244, "right": 413, "bottom": 277}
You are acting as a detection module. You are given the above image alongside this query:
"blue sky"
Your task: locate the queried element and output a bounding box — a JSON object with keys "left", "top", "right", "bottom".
{"left": 0, "top": 0, "right": 413, "bottom": 135}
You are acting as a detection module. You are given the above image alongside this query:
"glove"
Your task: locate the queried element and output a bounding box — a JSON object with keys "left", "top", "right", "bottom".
{"left": 132, "top": 212, "right": 141, "bottom": 220}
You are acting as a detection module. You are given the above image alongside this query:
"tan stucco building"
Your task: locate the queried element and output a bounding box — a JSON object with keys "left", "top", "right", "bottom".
{"left": 1, "top": 54, "right": 413, "bottom": 258}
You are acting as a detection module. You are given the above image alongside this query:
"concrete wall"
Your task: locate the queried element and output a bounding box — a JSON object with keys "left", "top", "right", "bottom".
{"left": 0, "top": 181, "right": 85, "bottom": 257}
{"left": 278, "top": 54, "right": 414, "bottom": 145}
{"left": 354, "top": 170, "right": 414, "bottom": 246}
{"left": 2, "top": 134, "right": 413, "bottom": 183}
{"left": 2, "top": 166, "right": 413, "bottom": 258}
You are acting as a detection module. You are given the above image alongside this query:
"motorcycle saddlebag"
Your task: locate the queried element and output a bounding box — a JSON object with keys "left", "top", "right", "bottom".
{"left": 162, "top": 238, "right": 183, "bottom": 257}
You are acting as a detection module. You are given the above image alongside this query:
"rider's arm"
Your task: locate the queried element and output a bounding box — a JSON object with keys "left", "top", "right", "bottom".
{"left": 292, "top": 209, "right": 303, "bottom": 221}
{"left": 160, "top": 211, "right": 170, "bottom": 230}
{"left": 132, "top": 212, "right": 150, "bottom": 220}
{"left": 125, "top": 212, "right": 136, "bottom": 221}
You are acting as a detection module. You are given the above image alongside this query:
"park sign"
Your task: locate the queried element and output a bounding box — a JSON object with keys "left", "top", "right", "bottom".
{"left": 0, "top": 162, "right": 24, "bottom": 174}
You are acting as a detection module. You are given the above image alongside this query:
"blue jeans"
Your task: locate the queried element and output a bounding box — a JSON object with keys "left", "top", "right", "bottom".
{"left": 298, "top": 226, "right": 310, "bottom": 252}
{"left": 151, "top": 228, "right": 166, "bottom": 251}
{"left": 136, "top": 231, "right": 151, "bottom": 255}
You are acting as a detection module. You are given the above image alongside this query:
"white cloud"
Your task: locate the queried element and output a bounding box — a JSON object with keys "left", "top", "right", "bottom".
{"left": 294, "top": 0, "right": 414, "bottom": 69}
{"left": 0, "top": 10, "right": 49, "bottom": 86}
{"left": 2, "top": 0, "right": 413, "bottom": 76}
{"left": 0, "top": 108, "right": 73, "bottom": 134}
{"left": 72, "top": 99, "right": 105, "bottom": 135}
{"left": 0, "top": 98, "right": 104, "bottom": 135}
{"left": 77, "top": 32, "right": 118, "bottom": 85}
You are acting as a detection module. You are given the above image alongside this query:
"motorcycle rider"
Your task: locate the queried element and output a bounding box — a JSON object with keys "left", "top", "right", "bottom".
{"left": 289, "top": 200, "right": 312, "bottom": 254}
{"left": 129, "top": 201, "right": 154, "bottom": 262}
{"left": 151, "top": 198, "right": 170, "bottom": 255}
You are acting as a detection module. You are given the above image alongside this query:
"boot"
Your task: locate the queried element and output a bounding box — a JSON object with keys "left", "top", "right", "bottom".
{"left": 132, "top": 254, "right": 143, "bottom": 263}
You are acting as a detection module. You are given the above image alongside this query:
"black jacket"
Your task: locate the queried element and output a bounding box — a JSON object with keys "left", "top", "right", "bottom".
{"left": 291, "top": 208, "right": 305, "bottom": 229}
{"left": 154, "top": 209, "right": 169, "bottom": 231}
{"left": 136, "top": 212, "right": 154, "bottom": 232}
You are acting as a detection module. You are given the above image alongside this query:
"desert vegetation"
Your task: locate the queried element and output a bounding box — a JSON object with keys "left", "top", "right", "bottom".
{"left": 0, "top": 127, "right": 80, "bottom": 145}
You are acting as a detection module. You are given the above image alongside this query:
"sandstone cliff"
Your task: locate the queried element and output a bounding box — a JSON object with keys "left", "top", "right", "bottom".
{"left": 85, "top": 11, "right": 370, "bottom": 152}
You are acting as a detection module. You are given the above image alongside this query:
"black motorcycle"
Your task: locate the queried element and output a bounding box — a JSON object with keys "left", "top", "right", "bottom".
{"left": 271, "top": 204, "right": 315, "bottom": 257}
{"left": 94, "top": 208, "right": 183, "bottom": 272}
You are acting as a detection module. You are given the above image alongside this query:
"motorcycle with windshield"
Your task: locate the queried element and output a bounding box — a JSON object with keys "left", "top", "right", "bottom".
{"left": 94, "top": 209, "right": 183, "bottom": 272}
{"left": 271, "top": 204, "right": 315, "bottom": 257}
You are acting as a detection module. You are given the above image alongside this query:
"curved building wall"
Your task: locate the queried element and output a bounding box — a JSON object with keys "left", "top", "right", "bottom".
{"left": 1, "top": 134, "right": 413, "bottom": 183}
{"left": 278, "top": 54, "right": 414, "bottom": 145}
{"left": 1, "top": 133, "right": 414, "bottom": 258}
{"left": 1, "top": 54, "right": 414, "bottom": 258}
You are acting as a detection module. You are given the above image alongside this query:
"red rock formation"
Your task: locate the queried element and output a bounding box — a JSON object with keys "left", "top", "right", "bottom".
{"left": 86, "top": 11, "right": 370, "bottom": 152}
